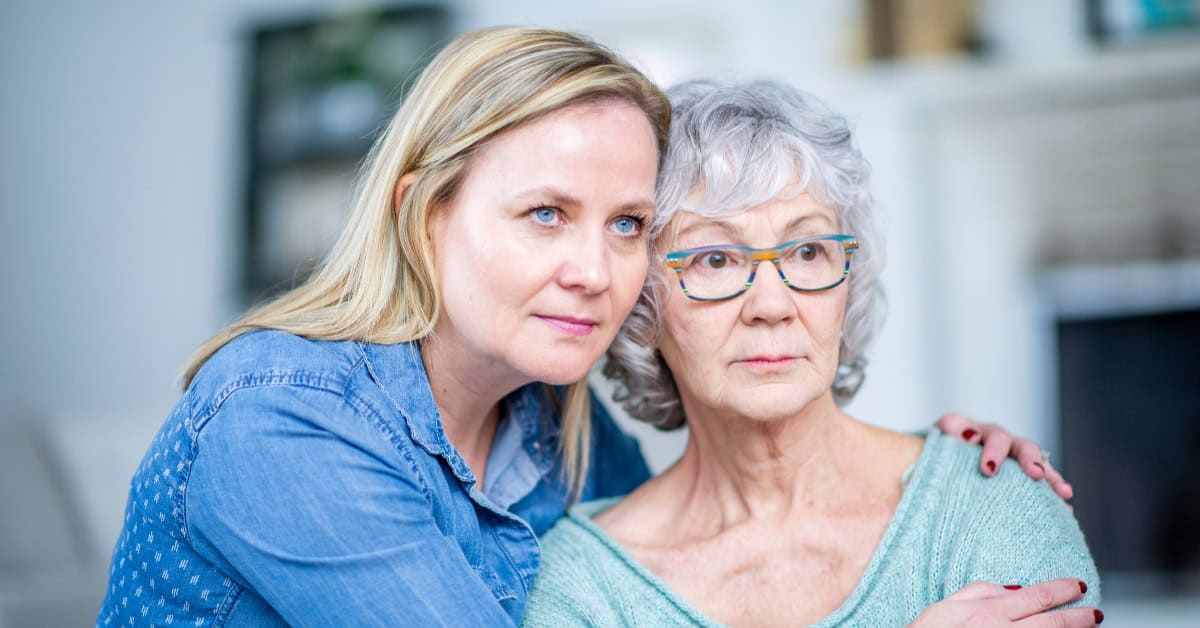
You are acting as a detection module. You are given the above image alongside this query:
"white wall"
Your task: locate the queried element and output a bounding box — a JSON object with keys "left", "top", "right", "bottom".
{"left": 2, "top": 3, "right": 231, "bottom": 419}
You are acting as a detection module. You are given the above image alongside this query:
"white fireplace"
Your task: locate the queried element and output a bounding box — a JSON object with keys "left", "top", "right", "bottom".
{"left": 920, "top": 47, "right": 1200, "bottom": 610}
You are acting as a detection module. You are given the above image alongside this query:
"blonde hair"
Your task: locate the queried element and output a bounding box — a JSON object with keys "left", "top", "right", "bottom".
{"left": 182, "top": 26, "right": 671, "bottom": 497}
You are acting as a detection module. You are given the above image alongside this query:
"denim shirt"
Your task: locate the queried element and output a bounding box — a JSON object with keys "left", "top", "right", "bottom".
{"left": 96, "top": 330, "right": 651, "bottom": 627}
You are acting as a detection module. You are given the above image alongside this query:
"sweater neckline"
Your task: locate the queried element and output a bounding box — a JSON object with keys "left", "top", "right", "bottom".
{"left": 566, "top": 427, "right": 944, "bottom": 627}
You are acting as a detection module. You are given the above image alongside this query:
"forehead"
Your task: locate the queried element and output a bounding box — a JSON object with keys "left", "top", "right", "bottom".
{"left": 453, "top": 99, "right": 659, "bottom": 210}
{"left": 478, "top": 99, "right": 649, "bottom": 168}
{"left": 663, "top": 192, "right": 840, "bottom": 248}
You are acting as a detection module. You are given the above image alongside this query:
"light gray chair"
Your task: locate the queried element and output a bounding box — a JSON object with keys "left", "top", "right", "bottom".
{"left": 0, "top": 416, "right": 106, "bottom": 628}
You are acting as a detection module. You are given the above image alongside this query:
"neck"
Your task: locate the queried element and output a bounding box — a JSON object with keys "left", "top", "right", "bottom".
{"left": 420, "top": 333, "right": 526, "bottom": 485}
{"left": 667, "top": 393, "right": 858, "bottom": 530}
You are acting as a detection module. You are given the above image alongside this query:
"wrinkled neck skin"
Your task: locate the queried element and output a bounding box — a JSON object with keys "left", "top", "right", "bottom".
{"left": 592, "top": 383, "right": 922, "bottom": 627}
{"left": 661, "top": 391, "right": 865, "bottom": 536}
{"left": 420, "top": 334, "right": 525, "bottom": 486}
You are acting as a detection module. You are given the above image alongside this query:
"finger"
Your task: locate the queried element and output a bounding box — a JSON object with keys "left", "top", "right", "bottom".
{"left": 1011, "top": 437, "right": 1074, "bottom": 501}
{"left": 1014, "top": 607, "right": 1103, "bottom": 627}
{"left": 942, "top": 580, "right": 1026, "bottom": 602}
{"left": 937, "top": 413, "right": 982, "bottom": 444}
{"left": 1013, "top": 438, "right": 1048, "bottom": 480}
{"left": 977, "top": 422, "right": 1013, "bottom": 477}
{"left": 1041, "top": 460, "right": 1074, "bottom": 501}
{"left": 1001, "top": 578, "right": 1088, "bottom": 620}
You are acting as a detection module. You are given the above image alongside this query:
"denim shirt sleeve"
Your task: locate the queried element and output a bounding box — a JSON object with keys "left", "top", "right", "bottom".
{"left": 185, "top": 381, "right": 516, "bottom": 627}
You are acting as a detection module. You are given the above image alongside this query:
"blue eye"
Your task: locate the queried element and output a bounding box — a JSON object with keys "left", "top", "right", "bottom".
{"left": 612, "top": 217, "right": 639, "bottom": 235}
{"left": 532, "top": 208, "right": 559, "bottom": 225}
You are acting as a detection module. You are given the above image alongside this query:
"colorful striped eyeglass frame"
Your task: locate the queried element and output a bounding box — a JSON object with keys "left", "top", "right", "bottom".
{"left": 663, "top": 234, "right": 860, "bottom": 302}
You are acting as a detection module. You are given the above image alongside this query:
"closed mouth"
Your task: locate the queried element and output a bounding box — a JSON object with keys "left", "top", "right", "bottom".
{"left": 737, "top": 355, "right": 798, "bottom": 368}
{"left": 535, "top": 315, "right": 598, "bottom": 337}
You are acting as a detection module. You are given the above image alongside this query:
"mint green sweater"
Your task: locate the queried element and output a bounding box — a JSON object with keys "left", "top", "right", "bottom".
{"left": 522, "top": 429, "right": 1100, "bottom": 627}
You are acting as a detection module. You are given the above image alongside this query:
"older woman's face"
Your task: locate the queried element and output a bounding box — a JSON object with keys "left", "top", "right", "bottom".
{"left": 429, "top": 100, "right": 658, "bottom": 386}
{"left": 657, "top": 192, "right": 848, "bottom": 422}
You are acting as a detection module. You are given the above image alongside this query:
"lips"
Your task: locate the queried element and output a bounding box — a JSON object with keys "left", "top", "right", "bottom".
{"left": 535, "top": 315, "right": 599, "bottom": 337}
{"left": 736, "top": 354, "right": 799, "bottom": 369}
{"left": 740, "top": 353, "right": 796, "bottom": 361}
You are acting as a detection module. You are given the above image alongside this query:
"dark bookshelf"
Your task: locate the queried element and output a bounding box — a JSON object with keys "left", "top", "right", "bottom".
{"left": 241, "top": 5, "right": 451, "bottom": 301}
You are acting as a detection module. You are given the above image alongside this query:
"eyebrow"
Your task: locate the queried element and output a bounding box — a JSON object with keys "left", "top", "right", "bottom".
{"left": 673, "top": 218, "right": 737, "bottom": 241}
{"left": 673, "top": 214, "right": 831, "bottom": 242}
{"left": 516, "top": 186, "right": 655, "bottom": 214}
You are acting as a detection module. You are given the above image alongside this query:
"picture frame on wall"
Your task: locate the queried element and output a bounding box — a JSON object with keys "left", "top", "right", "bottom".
{"left": 1085, "top": 0, "right": 1200, "bottom": 46}
{"left": 242, "top": 6, "right": 451, "bottom": 301}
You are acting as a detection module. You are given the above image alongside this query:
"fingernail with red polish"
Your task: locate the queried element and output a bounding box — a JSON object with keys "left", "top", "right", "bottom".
{"left": 1079, "top": 581, "right": 1088, "bottom": 594}
{"left": 986, "top": 460, "right": 997, "bottom": 473}
{"left": 1003, "top": 584, "right": 1022, "bottom": 590}
{"left": 1094, "top": 609, "right": 1104, "bottom": 624}
{"left": 962, "top": 428, "right": 978, "bottom": 440}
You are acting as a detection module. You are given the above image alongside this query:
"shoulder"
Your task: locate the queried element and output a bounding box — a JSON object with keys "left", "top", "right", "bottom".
{"left": 524, "top": 501, "right": 630, "bottom": 626}
{"left": 915, "top": 429, "right": 1070, "bottom": 530}
{"left": 917, "top": 429, "right": 1064, "bottom": 518}
{"left": 912, "top": 430, "right": 1100, "bottom": 603}
{"left": 181, "top": 333, "right": 426, "bottom": 476}
{"left": 537, "top": 501, "right": 616, "bottom": 576}
{"left": 539, "top": 513, "right": 589, "bottom": 559}
{"left": 191, "top": 329, "right": 364, "bottom": 391}
{"left": 527, "top": 499, "right": 716, "bottom": 627}
{"left": 185, "top": 330, "right": 368, "bottom": 426}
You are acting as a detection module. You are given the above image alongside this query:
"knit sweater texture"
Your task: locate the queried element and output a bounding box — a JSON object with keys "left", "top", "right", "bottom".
{"left": 522, "top": 428, "right": 1100, "bottom": 627}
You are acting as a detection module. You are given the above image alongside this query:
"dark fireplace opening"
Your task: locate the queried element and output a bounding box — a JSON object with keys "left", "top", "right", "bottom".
{"left": 1058, "top": 308, "right": 1200, "bottom": 595}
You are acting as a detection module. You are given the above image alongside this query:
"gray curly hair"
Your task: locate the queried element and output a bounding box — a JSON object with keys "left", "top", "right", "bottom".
{"left": 602, "top": 79, "right": 886, "bottom": 430}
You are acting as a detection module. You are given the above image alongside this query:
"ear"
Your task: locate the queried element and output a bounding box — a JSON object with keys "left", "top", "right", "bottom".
{"left": 393, "top": 172, "right": 419, "bottom": 218}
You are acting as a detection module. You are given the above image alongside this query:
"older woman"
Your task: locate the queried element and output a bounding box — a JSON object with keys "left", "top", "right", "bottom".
{"left": 523, "top": 80, "right": 1101, "bottom": 627}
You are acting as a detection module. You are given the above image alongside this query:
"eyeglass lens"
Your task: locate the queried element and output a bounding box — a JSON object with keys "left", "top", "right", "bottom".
{"left": 675, "top": 238, "right": 848, "bottom": 300}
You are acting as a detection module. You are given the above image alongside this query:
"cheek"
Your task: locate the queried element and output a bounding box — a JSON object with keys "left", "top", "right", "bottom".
{"left": 612, "top": 251, "right": 651, "bottom": 307}
{"left": 471, "top": 247, "right": 541, "bottom": 315}
{"left": 429, "top": 222, "right": 461, "bottom": 302}
{"left": 659, "top": 327, "right": 724, "bottom": 406}
{"left": 658, "top": 302, "right": 715, "bottom": 376}
{"left": 434, "top": 218, "right": 523, "bottom": 320}
{"left": 808, "top": 293, "right": 849, "bottom": 359}
{"left": 459, "top": 216, "right": 535, "bottom": 284}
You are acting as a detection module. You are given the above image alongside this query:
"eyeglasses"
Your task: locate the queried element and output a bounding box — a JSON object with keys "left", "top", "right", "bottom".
{"left": 663, "top": 234, "right": 859, "bottom": 302}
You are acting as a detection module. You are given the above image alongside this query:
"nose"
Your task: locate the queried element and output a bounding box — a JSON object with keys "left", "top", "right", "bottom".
{"left": 556, "top": 232, "right": 612, "bottom": 294}
{"left": 739, "top": 261, "right": 796, "bottom": 325}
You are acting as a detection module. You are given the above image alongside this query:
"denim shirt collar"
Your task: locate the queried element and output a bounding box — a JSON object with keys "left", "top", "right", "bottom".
{"left": 356, "top": 340, "right": 557, "bottom": 509}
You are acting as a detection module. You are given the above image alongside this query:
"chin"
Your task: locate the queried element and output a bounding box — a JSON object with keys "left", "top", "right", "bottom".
{"left": 528, "top": 365, "right": 592, "bottom": 386}
{"left": 735, "top": 385, "right": 828, "bottom": 420}
{"left": 519, "top": 350, "right": 599, "bottom": 385}
{"left": 734, "top": 403, "right": 802, "bottom": 424}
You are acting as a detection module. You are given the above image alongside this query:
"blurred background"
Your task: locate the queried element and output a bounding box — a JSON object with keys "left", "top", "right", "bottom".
{"left": 1, "top": 0, "right": 1198, "bottom": 625}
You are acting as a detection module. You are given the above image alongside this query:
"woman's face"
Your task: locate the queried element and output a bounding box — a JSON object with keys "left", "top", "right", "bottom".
{"left": 429, "top": 99, "right": 658, "bottom": 387}
{"left": 657, "top": 191, "right": 849, "bottom": 423}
